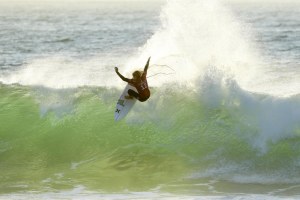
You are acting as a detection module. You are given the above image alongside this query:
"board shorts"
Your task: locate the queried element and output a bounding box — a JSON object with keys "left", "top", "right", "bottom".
{"left": 128, "top": 89, "right": 150, "bottom": 102}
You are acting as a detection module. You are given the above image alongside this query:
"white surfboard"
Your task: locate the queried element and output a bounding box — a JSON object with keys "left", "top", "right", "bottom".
{"left": 114, "top": 84, "right": 137, "bottom": 121}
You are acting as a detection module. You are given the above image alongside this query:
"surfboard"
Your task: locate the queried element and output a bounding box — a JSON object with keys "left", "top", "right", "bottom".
{"left": 114, "top": 84, "right": 137, "bottom": 121}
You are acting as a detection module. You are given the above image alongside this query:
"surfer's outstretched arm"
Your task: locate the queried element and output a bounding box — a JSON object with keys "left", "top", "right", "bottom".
{"left": 115, "top": 67, "right": 130, "bottom": 82}
{"left": 143, "top": 57, "right": 151, "bottom": 74}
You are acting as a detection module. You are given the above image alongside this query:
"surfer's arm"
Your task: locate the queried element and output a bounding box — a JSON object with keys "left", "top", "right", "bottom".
{"left": 143, "top": 57, "right": 151, "bottom": 74}
{"left": 115, "top": 67, "right": 131, "bottom": 82}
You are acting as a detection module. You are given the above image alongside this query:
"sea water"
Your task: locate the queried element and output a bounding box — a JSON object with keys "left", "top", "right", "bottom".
{"left": 0, "top": 0, "right": 300, "bottom": 199}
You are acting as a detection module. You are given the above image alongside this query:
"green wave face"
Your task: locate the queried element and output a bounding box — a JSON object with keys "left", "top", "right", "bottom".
{"left": 1, "top": 84, "right": 300, "bottom": 194}
{"left": 0, "top": 85, "right": 189, "bottom": 193}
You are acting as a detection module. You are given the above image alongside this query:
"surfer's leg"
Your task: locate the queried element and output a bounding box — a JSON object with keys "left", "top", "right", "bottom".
{"left": 126, "top": 89, "right": 139, "bottom": 100}
{"left": 125, "top": 96, "right": 134, "bottom": 99}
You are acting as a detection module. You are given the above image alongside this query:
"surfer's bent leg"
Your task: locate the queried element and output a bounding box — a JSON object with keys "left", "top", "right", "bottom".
{"left": 127, "top": 89, "right": 139, "bottom": 99}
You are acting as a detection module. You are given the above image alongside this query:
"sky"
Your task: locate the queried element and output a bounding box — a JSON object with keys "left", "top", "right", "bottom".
{"left": 0, "top": 0, "right": 299, "bottom": 2}
{"left": 0, "top": 0, "right": 299, "bottom": 6}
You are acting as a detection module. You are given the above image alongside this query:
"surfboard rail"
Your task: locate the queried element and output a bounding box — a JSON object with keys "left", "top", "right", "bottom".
{"left": 114, "top": 84, "right": 137, "bottom": 121}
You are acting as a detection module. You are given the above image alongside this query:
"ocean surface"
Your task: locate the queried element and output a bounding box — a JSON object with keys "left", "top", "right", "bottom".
{"left": 0, "top": 0, "right": 300, "bottom": 199}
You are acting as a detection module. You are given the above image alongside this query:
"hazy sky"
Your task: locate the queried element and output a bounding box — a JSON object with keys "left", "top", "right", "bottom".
{"left": 0, "top": 0, "right": 299, "bottom": 5}
{"left": 0, "top": 0, "right": 299, "bottom": 2}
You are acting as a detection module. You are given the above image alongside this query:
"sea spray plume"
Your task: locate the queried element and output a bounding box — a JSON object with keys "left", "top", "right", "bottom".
{"left": 126, "top": 0, "right": 300, "bottom": 153}
{"left": 130, "top": 0, "right": 261, "bottom": 89}
{"left": 0, "top": 0, "right": 261, "bottom": 91}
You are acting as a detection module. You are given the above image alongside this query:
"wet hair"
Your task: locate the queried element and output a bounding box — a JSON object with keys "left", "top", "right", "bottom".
{"left": 132, "top": 70, "right": 143, "bottom": 78}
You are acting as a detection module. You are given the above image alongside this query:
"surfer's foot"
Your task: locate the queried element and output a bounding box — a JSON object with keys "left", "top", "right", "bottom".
{"left": 125, "top": 95, "right": 134, "bottom": 99}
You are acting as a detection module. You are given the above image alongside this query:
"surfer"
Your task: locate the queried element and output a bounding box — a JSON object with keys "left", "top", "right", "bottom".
{"left": 115, "top": 57, "right": 151, "bottom": 102}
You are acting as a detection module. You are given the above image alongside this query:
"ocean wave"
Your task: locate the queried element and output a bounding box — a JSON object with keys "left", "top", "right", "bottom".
{"left": 0, "top": 78, "right": 300, "bottom": 193}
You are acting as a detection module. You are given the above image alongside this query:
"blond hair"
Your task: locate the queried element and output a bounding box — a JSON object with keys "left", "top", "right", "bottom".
{"left": 132, "top": 70, "right": 143, "bottom": 78}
